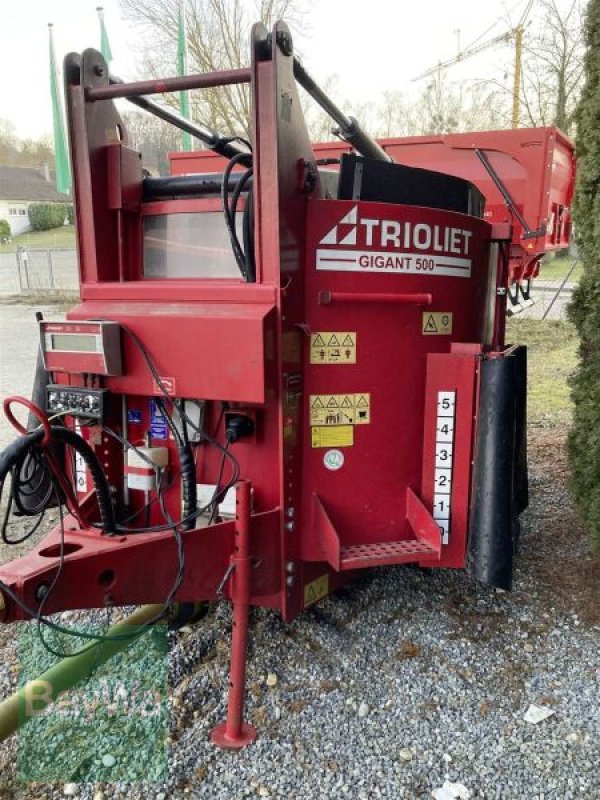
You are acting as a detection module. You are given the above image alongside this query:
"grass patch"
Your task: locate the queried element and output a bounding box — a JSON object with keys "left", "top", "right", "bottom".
{"left": 3, "top": 290, "right": 76, "bottom": 310}
{"left": 538, "top": 254, "right": 582, "bottom": 283}
{"left": 0, "top": 226, "right": 75, "bottom": 253}
{"left": 507, "top": 318, "right": 578, "bottom": 426}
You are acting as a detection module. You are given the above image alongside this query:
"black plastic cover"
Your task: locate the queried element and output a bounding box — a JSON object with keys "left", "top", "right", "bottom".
{"left": 338, "top": 154, "right": 485, "bottom": 217}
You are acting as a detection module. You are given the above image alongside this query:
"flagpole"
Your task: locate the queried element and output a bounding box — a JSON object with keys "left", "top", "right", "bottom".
{"left": 48, "top": 23, "right": 71, "bottom": 195}
{"left": 97, "top": 6, "right": 113, "bottom": 65}
{"left": 177, "top": 0, "right": 193, "bottom": 152}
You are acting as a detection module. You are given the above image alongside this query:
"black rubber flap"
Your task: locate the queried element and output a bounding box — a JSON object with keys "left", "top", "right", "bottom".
{"left": 467, "top": 349, "right": 526, "bottom": 590}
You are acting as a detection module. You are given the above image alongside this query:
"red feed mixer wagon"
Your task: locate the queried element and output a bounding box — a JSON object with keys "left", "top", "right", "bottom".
{"left": 0, "top": 21, "right": 575, "bottom": 748}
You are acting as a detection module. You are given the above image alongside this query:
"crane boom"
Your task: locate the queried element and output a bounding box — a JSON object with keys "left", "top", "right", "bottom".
{"left": 411, "top": 0, "right": 534, "bottom": 128}
{"left": 412, "top": 30, "right": 513, "bottom": 82}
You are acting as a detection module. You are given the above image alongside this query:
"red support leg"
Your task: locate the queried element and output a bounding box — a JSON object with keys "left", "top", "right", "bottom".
{"left": 210, "top": 480, "right": 257, "bottom": 749}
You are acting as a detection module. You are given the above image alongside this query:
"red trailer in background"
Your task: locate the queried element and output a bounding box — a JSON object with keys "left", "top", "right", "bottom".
{"left": 171, "top": 126, "right": 575, "bottom": 312}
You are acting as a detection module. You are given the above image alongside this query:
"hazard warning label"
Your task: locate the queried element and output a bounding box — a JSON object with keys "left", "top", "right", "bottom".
{"left": 304, "top": 574, "right": 329, "bottom": 607}
{"left": 310, "top": 393, "right": 371, "bottom": 426}
{"left": 310, "top": 332, "right": 357, "bottom": 364}
{"left": 422, "top": 312, "right": 453, "bottom": 336}
{"left": 311, "top": 425, "right": 354, "bottom": 448}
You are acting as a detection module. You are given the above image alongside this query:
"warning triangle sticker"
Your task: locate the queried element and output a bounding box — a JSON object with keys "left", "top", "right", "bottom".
{"left": 341, "top": 396, "right": 353, "bottom": 408}
{"left": 327, "top": 334, "right": 340, "bottom": 346}
{"left": 341, "top": 334, "right": 355, "bottom": 347}
{"left": 424, "top": 315, "right": 438, "bottom": 333}
{"left": 312, "top": 334, "right": 326, "bottom": 347}
{"left": 327, "top": 396, "right": 339, "bottom": 408}
{"left": 311, "top": 397, "right": 325, "bottom": 409}
{"left": 356, "top": 395, "right": 369, "bottom": 407}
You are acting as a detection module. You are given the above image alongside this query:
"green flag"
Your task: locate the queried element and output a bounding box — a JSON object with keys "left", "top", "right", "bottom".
{"left": 176, "top": 1, "right": 193, "bottom": 152}
{"left": 48, "top": 24, "right": 71, "bottom": 195}
{"left": 97, "top": 7, "right": 113, "bottom": 64}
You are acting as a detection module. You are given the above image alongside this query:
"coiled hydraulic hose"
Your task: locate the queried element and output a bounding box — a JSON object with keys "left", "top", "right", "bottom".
{"left": 0, "top": 426, "right": 116, "bottom": 534}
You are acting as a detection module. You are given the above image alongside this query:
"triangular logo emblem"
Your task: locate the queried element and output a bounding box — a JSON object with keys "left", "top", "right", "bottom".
{"left": 319, "top": 206, "right": 358, "bottom": 245}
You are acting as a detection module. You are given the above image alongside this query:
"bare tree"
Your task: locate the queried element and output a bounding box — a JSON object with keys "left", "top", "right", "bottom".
{"left": 391, "top": 73, "right": 508, "bottom": 137}
{"left": 119, "top": 0, "right": 309, "bottom": 139}
{"left": 520, "top": 0, "right": 585, "bottom": 133}
{"left": 122, "top": 111, "right": 182, "bottom": 174}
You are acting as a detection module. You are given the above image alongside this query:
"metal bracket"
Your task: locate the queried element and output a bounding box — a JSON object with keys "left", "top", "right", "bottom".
{"left": 216, "top": 562, "right": 236, "bottom": 598}
{"left": 474, "top": 148, "right": 546, "bottom": 240}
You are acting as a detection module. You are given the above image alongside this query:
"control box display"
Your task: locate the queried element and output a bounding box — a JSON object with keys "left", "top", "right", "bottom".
{"left": 46, "top": 385, "right": 108, "bottom": 422}
{"left": 40, "top": 321, "right": 122, "bottom": 375}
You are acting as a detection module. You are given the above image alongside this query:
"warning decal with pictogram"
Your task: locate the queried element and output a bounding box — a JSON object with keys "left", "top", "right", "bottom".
{"left": 310, "top": 331, "right": 357, "bottom": 364}
{"left": 309, "top": 393, "right": 371, "bottom": 426}
{"left": 422, "top": 312, "right": 453, "bottom": 336}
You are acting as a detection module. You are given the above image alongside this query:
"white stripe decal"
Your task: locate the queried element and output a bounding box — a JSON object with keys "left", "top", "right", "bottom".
{"left": 316, "top": 248, "right": 471, "bottom": 278}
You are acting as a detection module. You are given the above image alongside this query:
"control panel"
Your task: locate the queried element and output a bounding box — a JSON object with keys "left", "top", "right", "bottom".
{"left": 46, "top": 385, "right": 108, "bottom": 422}
{"left": 40, "top": 320, "right": 122, "bottom": 376}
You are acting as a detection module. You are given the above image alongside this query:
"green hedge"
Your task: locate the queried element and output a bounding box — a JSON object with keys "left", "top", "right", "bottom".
{"left": 567, "top": 0, "right": 600, "bottom": 552}
{"left": 27, "top": 203, "right": 69, "bottom": 231}
{"left": 0, "top": 219, "right": 10, "bottom": 242}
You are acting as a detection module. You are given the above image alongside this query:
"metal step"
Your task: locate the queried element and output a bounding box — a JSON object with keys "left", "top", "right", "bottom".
{"left": 339, "top": 538, "right": 439, "bottom": 571}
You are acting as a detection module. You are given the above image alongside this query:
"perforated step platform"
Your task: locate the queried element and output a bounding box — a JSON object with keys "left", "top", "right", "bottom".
{"left": 339, "top": 539, "right": 439, "bottom": 571}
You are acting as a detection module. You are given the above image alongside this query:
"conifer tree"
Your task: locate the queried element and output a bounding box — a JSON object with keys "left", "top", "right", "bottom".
{"left": 568, "top": 0, "right": 600, "bottom": 551}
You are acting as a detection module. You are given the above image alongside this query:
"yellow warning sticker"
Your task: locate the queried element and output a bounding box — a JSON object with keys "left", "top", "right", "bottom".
{"left": 311, "top": 425, "right": 354, "bottom": 448}
{"left": 309, "top": 394, "right": 371, "bottom": 426}
{"left": 304, "top": 574, "right": 330, "bottom": 607}
{"left": 422, "top": 312, "right": 453, "bottom": 336}
{"left": 310, "top": 332, "right": 357, "bottom": 364}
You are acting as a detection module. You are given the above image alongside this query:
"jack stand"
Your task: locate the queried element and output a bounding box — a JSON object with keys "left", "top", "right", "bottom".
{"left": 210, "top": 480, "right": 257, "bottom": 749}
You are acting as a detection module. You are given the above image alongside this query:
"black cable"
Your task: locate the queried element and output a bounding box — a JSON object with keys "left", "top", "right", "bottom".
{"left": 242, "top": 182, "right": 256, "bottom": 282}
{"left": 12, "top": 448, "right": 54, "bottom": 516}
{"left": 0, "top": 426, "right": 115, "bottom": 534}
{"left": 1, "top": 482, "right": 46, "bottom": 545}
{"left": 154, "top": 398, "right": 196, "bottom": 531}
{"left": 230, "top": 166, "right": 255, "bottom": 283}
{"left": 208, "top": 441, "right": 230, "bottom": 525}
{"left": 222, "top": 152, "right": 253, "bottom": 280}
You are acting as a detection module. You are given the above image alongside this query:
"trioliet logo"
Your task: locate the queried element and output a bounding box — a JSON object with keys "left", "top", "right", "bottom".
{"left": 317, "top": 205, "right": 474, "bottom": 278}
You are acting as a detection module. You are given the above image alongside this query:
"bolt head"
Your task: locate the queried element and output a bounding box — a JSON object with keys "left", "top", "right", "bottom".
{"left": 35, "top": 584, "right": 49, "bottom": 602}
{"left": 276, "top": 30, "right": 293, "bottom": 56}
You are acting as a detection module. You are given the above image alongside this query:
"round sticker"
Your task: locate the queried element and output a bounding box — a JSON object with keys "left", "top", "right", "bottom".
{"left": 323, "top": 449, "right": 344, "bottom": 471}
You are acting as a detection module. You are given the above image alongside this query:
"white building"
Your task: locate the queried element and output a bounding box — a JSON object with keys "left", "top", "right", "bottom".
{"left": 0, "top": 165, "right": 69, "bottom": 237}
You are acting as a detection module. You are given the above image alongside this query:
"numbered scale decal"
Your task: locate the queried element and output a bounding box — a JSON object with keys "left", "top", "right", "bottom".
{"left": 74, "top": 422, "right": 88, "bottom": 493}
{"left": 433, "top": 391, "right": 456, "bottom": 544}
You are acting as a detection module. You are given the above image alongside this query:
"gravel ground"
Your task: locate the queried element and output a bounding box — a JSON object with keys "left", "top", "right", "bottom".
{"left": 0, "top": 304, "right": 598, "bottom": 799}
{"left": 0, "top": 430, "right": 597, "bottom": 800}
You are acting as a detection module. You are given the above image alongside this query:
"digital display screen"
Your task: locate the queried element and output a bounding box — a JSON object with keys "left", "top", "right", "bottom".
{"left": 50, "top": 333, "right": 99, "bottom": 352}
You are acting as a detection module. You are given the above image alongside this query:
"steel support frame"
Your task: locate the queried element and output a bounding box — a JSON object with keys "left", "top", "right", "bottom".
{"left": 210, "top": 481, "right": 257, "bottom": 749}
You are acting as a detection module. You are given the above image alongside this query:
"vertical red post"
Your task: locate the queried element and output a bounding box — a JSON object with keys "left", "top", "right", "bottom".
{"left": 210, "top": 480, "right": 257, "bottom": 749}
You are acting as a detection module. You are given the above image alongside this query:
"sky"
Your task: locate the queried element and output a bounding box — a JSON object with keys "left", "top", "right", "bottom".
{"left": 0, "top": 0, "right": 535, "bottom": 141}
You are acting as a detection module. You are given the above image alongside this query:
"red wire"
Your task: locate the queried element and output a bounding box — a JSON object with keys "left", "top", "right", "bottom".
{"left": 2, "top": 395, "right": 86, "bottom": 527}
{"left": 3, "top": 396, "right": 51, "bottom": 447}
